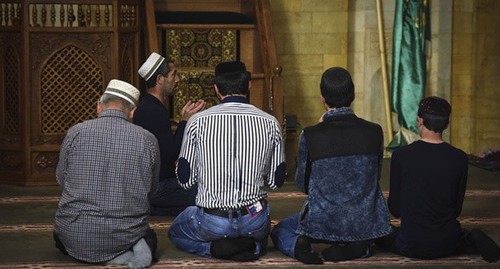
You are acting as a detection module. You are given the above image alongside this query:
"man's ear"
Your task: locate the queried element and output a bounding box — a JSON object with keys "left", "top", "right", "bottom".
{"left": 417, "top": 116, "right": 424, "bottom": 126}
{"left": 214, "top": 84, "right": 223, "bottom": 99}
{"left": 156, "top": 73, "right": 163, "bottom": 85}
{"left": 96, "top": 101, "right": 103, "bottom": 116}
{"left": 129, "top": 107, "right": 137, "bottom": 121}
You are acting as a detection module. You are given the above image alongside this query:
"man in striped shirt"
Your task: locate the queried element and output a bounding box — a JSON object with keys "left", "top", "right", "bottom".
{"left": 168, "top": 61, "right": 286, "bottom": 261}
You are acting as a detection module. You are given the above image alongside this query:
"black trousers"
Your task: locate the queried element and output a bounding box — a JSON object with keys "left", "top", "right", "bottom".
{"left": 375, "top": 225, "right": 485, "bottom": 259}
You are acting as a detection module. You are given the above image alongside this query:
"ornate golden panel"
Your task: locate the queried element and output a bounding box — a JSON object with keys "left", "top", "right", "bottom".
{"left": 166, "top": 28, "right": 237, "bottom": 118}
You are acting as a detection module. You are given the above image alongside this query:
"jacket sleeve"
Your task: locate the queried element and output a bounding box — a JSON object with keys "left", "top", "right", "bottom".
{"left": 295, "top": 131, "right": 310, "bottom": 194}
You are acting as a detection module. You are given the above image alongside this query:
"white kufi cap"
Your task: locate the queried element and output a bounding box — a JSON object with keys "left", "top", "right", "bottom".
{"left": 104, "top": 79, "right": 140, "bottom": 106}
{"left": 138, "top": 52, "right": 166, "bottom": 81}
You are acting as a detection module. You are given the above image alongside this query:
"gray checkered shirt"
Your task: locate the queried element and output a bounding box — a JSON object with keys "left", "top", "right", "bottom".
{"left": 54, "top": 109, "right": 160, "bottom": 263}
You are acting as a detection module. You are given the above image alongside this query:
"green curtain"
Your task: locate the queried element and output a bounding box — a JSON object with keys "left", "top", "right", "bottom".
{"left": 388, "top": 0, "right": 430, "bottom": 151}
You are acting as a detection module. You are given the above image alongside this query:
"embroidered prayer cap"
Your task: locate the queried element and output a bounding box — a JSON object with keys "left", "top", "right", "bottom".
{"left": 138, "top": 52, "right": 165, "bottom": 81}
{"left": 418, "top": 96, "right": 451, "bottom": 118}
{"left": 215, "top": 61, "right": 247, "bottom": 76}
{"left": 104, "top": 79, "right": 140, "bottom": 106}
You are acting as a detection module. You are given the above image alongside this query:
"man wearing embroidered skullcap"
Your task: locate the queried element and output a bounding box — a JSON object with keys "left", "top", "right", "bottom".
{"left": 135, "top": 52, "right": 205, "bottom": 216}
{"left": 168, "top": 61, "right": 286, "bottom": 261}
{"left": 54, "top": 79, "right": 160, "bottom": 267}
{"left": 377, "top": 96, "right": 500, "bottom": 263}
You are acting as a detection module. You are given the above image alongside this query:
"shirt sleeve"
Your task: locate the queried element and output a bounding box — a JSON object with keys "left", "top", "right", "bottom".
{"left": 388, "top": 150, "right": 402, "bottom": 218}
{"left": 176, "top": 118, "right": 198, "bottom": 189}
{"left": 56, "top": 128, "right": 77, "bottom": 188}
{"left": 266, "top": 123, "right": 286, "bottom": 190}
{"left": 149, "top": 136, "right": 161, "bottom": 199}
{"left": 455, "top": 154, "right": 468, "bottom": 217}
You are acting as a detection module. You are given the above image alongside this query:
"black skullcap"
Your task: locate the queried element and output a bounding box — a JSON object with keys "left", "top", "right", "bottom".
{"left": 215, "top": 61, "right": 247, "bottom": 76}
{"left": 418, "top": 96, "right": 451, "bottom": 118}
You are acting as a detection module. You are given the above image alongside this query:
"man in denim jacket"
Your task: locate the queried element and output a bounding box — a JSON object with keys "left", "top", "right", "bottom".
{"left": 271, "top": 67, "right": 392, "bottom": 264}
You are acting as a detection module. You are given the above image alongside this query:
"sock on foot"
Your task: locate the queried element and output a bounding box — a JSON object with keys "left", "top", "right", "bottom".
{"left": 106, "top": 250, "right": 134, "bottom": 265}
{"left": 469, "top": 229, "right": 500, "bottom": 263}
{"left": 128, "top": 238, "right": 152, "bottom": 269}
{"left": 230, "top": 249, "right": 259, "bottom": 261}
{"left": 210, "top": 237, "right": 255, "bottom": 259}
{"left": 294, "top": 235, "right": 323, "bottom": 264}
{"left": 321, "top": 244, "right": 370, "bottom": 262}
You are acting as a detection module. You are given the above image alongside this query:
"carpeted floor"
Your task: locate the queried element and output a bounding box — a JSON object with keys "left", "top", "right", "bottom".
{"left": 0, "top": 159, "right": 499, "bottom": 268}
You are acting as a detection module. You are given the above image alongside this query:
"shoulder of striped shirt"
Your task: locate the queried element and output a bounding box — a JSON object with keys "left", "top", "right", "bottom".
{"left": 194, "top": 103, "right": 279, "bottom": 122}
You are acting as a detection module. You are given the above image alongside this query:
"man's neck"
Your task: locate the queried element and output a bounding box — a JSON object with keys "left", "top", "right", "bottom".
{"left": 147, "top": 87, "right": 165, "bottom": 103}
{"left": 420, "top": 129, "right": 444, "bottom": 144}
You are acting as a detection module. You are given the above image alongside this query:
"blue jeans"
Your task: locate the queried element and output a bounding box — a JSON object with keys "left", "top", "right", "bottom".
{"left": 168, "top": 204, "right": 271, "bottom": 257}
{"left": 272, "top": 214, "right": 375, "bottom": 258}
{"left": 271, "top": 214, "right": 300, "bottom": 258}
{"left": 149, "top": 179, "right": 197, "bottom": 216}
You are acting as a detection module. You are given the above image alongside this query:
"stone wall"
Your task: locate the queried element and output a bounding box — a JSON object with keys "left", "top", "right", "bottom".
{"left": 270, "top": 0, "right": 499, "bottom": 172}
{"left": 451, "top": 0, "right": 500, "bottom": 155}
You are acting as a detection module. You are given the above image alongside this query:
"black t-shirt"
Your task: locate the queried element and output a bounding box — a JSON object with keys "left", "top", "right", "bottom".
{"left": 388, "top": 140, "right": 468, "bottom": 258}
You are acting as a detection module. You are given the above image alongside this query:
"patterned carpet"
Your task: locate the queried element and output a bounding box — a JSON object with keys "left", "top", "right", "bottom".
{"left": 0, "top": 162, "right": 498, "bottom": 268}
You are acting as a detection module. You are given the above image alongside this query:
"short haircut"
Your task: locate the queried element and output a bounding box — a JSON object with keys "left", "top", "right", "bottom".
{"left": 144, "top": 61, "right": 170, "bottom": 88}
{"left": 418, "top": 96, "right": 451, "bottom": 133}
{"left": 320, "top": 67, "right": 355, "bottom": 108}
{"left": 100, "top": 93, "right": 135, "bottom": 112}
{"left": 214, "top": 61, "right": 251, "bottom": 96}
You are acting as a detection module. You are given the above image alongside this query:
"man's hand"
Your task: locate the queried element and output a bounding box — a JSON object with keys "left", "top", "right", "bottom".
{"left": 180, "top": 99, "right": 206, "bottom": 121}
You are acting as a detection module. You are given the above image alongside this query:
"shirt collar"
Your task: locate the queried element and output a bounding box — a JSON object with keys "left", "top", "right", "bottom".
{"left": 220, "top": 96, "right": 249, "bottom": 104}
{"left": 98, "top": 109, "right": 129, "bottom": 120}
{"left": 323, "top": 107, "right": 354, "bottom": 120}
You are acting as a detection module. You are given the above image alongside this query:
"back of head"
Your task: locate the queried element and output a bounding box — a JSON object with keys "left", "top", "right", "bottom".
{"left": 418, "top": 96, "right": 451, "bottom": 133}
{"left": 138, "top": 52, "right": 169, "bottom": 88}
{"left": 320, "top": 67, "right": 355, "bottom": 108}
{"left": 102, "top": 79, "right": 140, "bottom": 111}
{"left": 214, "top": 61, "right": 251, "bottom": 96}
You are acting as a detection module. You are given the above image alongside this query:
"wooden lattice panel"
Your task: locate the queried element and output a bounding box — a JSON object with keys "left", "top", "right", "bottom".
{"left": 119, "top": 33, "right": 136, "bottom": 84}
{"left": 4, "top": 45, "right": 20, "bottom": 134}
{"left": 40, "top": 45, "right": 103, "bottom": 135}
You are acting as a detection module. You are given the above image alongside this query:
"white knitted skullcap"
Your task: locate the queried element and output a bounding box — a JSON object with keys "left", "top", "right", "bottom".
{"left": 138, "top": 52, "right": 166, "bottom": 81}
{"left": 104, "top": 79, "right": 140, "bottom": 106}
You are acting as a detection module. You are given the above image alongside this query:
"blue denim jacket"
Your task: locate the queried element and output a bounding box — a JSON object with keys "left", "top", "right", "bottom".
{"left": 295, "top": 108, "right": 392, "bottom": 242}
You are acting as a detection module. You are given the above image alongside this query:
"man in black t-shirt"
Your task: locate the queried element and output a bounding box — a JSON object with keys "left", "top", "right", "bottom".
{"left": 377, "top": 96, "right": 499, "bottom": 263}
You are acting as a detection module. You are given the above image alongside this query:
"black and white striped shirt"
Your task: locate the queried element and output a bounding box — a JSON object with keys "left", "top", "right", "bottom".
{"left": 177, "top": 96, "right": 286, "bottom": 210}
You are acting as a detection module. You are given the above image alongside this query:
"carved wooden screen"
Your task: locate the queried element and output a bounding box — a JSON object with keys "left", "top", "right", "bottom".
{"left": 4, "top": 45, "right": 20, "bottom": 135}
{"left": 40, "top": 45, "right": 104, "bottom": 135}
{"left": 164, "top": 28, "right": 237, "bottom": 119}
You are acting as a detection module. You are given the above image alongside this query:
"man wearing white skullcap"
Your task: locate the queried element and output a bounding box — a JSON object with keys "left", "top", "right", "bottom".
{"left": 54, "top": 79, "right": 160, "bottom": 268}
{"left": 135, "top": 52, "right": 205, "bottom": 216}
